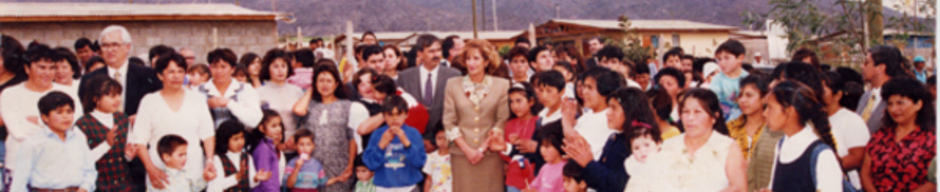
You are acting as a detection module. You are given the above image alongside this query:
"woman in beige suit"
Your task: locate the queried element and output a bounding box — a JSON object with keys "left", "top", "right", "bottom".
{"left": 443, "top": 39, "right": 511, "bottom": 192}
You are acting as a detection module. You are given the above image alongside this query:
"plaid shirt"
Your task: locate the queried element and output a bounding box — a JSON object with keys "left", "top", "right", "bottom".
{"left": 75, "top": 112, "right": 132, "bottom": 192}
{"left": 220, "top": 152, "right": 251, "bottom": 192}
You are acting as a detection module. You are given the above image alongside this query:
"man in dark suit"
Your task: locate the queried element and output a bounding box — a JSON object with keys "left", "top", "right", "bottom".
{"left": 856, "top": 45, "right": 907, "bottom": 133}
{"left": 79, "top": 25, "right": 162, "bottom": 118}
{"left": 398, "top": 34, "right": 461, "bottom": 138}
{"left": 77, "top": 25, "right": 163, "bottom": 192}
{"left": 583, "top": 36, "right": 604, "bottom": 70}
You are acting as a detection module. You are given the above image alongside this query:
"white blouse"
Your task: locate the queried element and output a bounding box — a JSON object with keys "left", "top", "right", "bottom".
{"left": 200, "top": 79, "right": 263, "bottom": 128}
{"left": 130, "top": 89, "right": 215, "bottom": 180}
{"left": 658, "top": 131, "right": 734, "bottom": 192}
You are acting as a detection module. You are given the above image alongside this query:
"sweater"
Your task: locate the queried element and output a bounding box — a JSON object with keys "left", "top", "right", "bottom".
{"left": 581, "top": 132, "right": 630, "bottom": 192}
{"left": 362, "top": 125, "right": 427, "bottom": 187}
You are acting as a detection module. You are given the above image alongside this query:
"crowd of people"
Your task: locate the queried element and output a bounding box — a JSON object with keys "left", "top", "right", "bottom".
{"left": 0, "top": 23, "right": 935, "bottom": 192}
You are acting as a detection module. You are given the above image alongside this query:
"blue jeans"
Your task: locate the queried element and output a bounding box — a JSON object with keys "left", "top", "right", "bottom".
{"left": 507, "top": 186, "right": 521, "bottom": 192}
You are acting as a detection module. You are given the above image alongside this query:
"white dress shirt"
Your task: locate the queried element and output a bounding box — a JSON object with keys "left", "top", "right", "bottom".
{"left": 87, "top": 110, "right": 134, "bottom": 163}
{"left": 201, "top": 79, "right": 264, "bottom": 127}
{"left": 148, "top": 167, "right": 206, "bottom": 192}
{"left": 419, "top": 64, "right": 441, "bottom": 100}
{"left": 11, "top": 126, "right": 97, "bottom": 192}
{"left": 767, "top": 125, "right": 843, "bottom": 192}
{"left": 207, "top": 151, "right": 261, "bottom": 191}
{"left": 107, "top": 61, "right": 129, "bottom": 110}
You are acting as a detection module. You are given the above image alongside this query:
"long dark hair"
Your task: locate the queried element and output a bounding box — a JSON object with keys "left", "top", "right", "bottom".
{"left": 609, "top": 87, "right": 659, "bottom": 136}
{"left": 259, "top": 48, "right": 294, "bottom": 81}
{"left": 311, "top": 63, "right": 349, "bottom": 101}
{"left": 215, "top": 120, "right": 248, "bottom": 156}
{"left": 247, "top": 109, "right": 286, "bottom": 154}
{"left": 881, "top": 77, "right": 935, "bottom": 132}
{"left": 508, "top": 82, "right": 542, "bottom": 119}
{"left": 677, "top": 88, "right": 730, "bottom": 135}
{"left": 770, "top": 80, "right": 837, "bottom": 152}
{"left": 81, "top": 75, "right": 122, "bottom": 114}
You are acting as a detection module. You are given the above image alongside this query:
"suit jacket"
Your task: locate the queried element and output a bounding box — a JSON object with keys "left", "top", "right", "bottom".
{"left": 855, "top": 89, "right": 886, "bottom": 134}
{"left": 584, "top": 56, "right": 599, "bottom": 69}
{"left": 398, "top": 65, "right": 461, "bottom": 137}
{"left": 79, "top": 63, "right": 163, "bottom": 115}
{"left": 442, "top": 76, "right": 510, "bottom": 155}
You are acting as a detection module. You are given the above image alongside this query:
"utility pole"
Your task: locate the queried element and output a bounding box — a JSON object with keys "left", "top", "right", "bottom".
{"left": 555, "top": 3, "right": 560, "bottom": 19}
{"left": 472, "top": 0, "right": 478, "bottom": 38}
{"left": 492, "top": 0, "right": 498, "bottom": 31}
{"left": 867, "top": 0, "right": 884, "bottom": 45}
{"left": 482, "top": 0, "right": 486, "bottom": 31}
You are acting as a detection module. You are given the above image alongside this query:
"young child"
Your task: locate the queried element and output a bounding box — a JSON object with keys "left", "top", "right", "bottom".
{"left": 250, "top": 110, "right": 288, "bottom": 192}
{"left": 187, "top": 64, "right": 211, "bottom": 89}
{"left": 423, "top": 129, "right": 452, "bottom": 192}
{"left": 504, "top": 83, "right": 539, "bottom": 192}
{"left": 150, "top": 134, "right": 206, "bottom": 192}
{"left": 362, "top": 95, "right": 427, "bottom": 191}
{"left": 233, "top": 65, "right": 249, "bottom": 83}
{"left": 74, "top": 76, "right": 136, "bottom": 192}
{"left": 561, "top": 161, "right": 586, "bottom": 192}
{"left": 552, "top": 62, "right": 577, "bottom": 99}
{"left": 208, "top": 120, "right": 271, "bottom": 191}
{"left": 285, "top": 129, "right": 336, "bottom": 191}
{"left": 623, "top": 123, "right": 669, "bottom": 192}
{"left": 12, "top": 92, "right": 97, "bottom": 192}
{"left": 709, "top": 39, "right": 749, "bottom": 122}
{"left": 535, "top": 71, "right": 567, "bottom": 125}
{"left": 354, "top": 155, "right": 376, "bottom": 192}
{"left": 523, "top": 122, "right": 566, "bottom": 192}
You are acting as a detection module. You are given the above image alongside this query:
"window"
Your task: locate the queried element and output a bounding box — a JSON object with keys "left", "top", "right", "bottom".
{"left": 651, "top": 35, "right": 659, "bottom": 49}
{"left": 672, "top": 34, "right": 680, "bottom": 47}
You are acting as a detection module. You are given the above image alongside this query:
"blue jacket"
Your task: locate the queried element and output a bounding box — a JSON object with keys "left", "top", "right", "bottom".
{"left": 363, "top": 125, "right": 427, "bottom": 187}
{"left": 581, "top": 132, "right": 630, "bottom": 192}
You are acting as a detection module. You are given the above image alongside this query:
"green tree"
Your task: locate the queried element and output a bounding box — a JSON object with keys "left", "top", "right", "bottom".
{"left": 615, "top": 15, "right": 653, "bottom": 64}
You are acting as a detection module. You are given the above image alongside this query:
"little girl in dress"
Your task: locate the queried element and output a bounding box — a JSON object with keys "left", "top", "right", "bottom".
{"left": 623, "top": 121, "right": 672, "bottom": 192}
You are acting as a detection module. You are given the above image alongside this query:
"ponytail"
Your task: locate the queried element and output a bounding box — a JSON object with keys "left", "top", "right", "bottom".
{"left": 770, "top": 80, "right": 837, "bottom": 153}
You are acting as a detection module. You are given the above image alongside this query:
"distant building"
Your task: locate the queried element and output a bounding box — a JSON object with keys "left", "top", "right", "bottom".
{"left": 515, "top": 19, "right": 739, "bottom": 58}
{"left": 332, "top": 31, "right": 523, "bottom": 51}
{"left": 0, "top": 3, "right": 279, "bottom": 64}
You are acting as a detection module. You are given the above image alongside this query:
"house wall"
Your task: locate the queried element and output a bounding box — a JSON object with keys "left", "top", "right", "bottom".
{"left": 675, "top": 31, "right": 731, "bottom": 57}
{"left": 1, "top": 20, "right": 278, "bottom": 66}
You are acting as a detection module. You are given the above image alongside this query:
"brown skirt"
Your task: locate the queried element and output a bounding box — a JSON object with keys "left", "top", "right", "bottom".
{"left": 451, "top": 152, "right": 505, "bottom": 192}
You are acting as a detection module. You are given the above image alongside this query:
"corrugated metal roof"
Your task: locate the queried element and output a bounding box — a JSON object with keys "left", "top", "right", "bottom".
{"left": 552, "top": 19, "right": 738, "bottom": 31}
{"left": 338, "top": 30, "right": 523, "bottom": 42}
{"left": 426, "top": 31, "right": 524, "bottom": 40}
{"left": 0, "top": 3, "right": 275, "bottom": 19}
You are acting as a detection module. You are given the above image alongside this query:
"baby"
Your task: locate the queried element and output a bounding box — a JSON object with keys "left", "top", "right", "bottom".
{"left": 623, "top": 122, "right": 669, "bottom": 192}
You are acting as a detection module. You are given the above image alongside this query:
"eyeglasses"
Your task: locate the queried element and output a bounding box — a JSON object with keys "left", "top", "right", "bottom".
{"left": 100, "top": 42, "right": 126, "bottom": 50}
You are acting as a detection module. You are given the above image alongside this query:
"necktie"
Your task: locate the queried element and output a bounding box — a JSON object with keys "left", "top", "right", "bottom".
{"left": 424, "top": 73, "right": 433, "bottom": 105}
{"left": 114, "top": 71, "right": 122, "bottom": 85}
{"left": 862, "top": 94, "right": 876, "bottom": 121}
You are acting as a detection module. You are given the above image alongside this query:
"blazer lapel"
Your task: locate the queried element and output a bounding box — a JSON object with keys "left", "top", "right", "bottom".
{"left": 433, "top": 70, "right": 451, "bottom": 106}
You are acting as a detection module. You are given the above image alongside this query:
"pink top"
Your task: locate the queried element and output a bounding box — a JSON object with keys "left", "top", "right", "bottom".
{"left": 287, "top": 67, "right": 314, "bottom": 90}
{"left": 529, "top": 161, "right": 566, "bottom": 192}
{"left": 504, "top": 117, "right": 538, "bottom": 142}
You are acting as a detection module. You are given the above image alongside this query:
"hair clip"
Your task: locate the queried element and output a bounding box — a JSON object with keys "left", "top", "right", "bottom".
{"left": 511, "top": 83, "right": 525, "bottom": 89}
{"left": 631, "top": 120, "right": 652, "bottom": 129}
